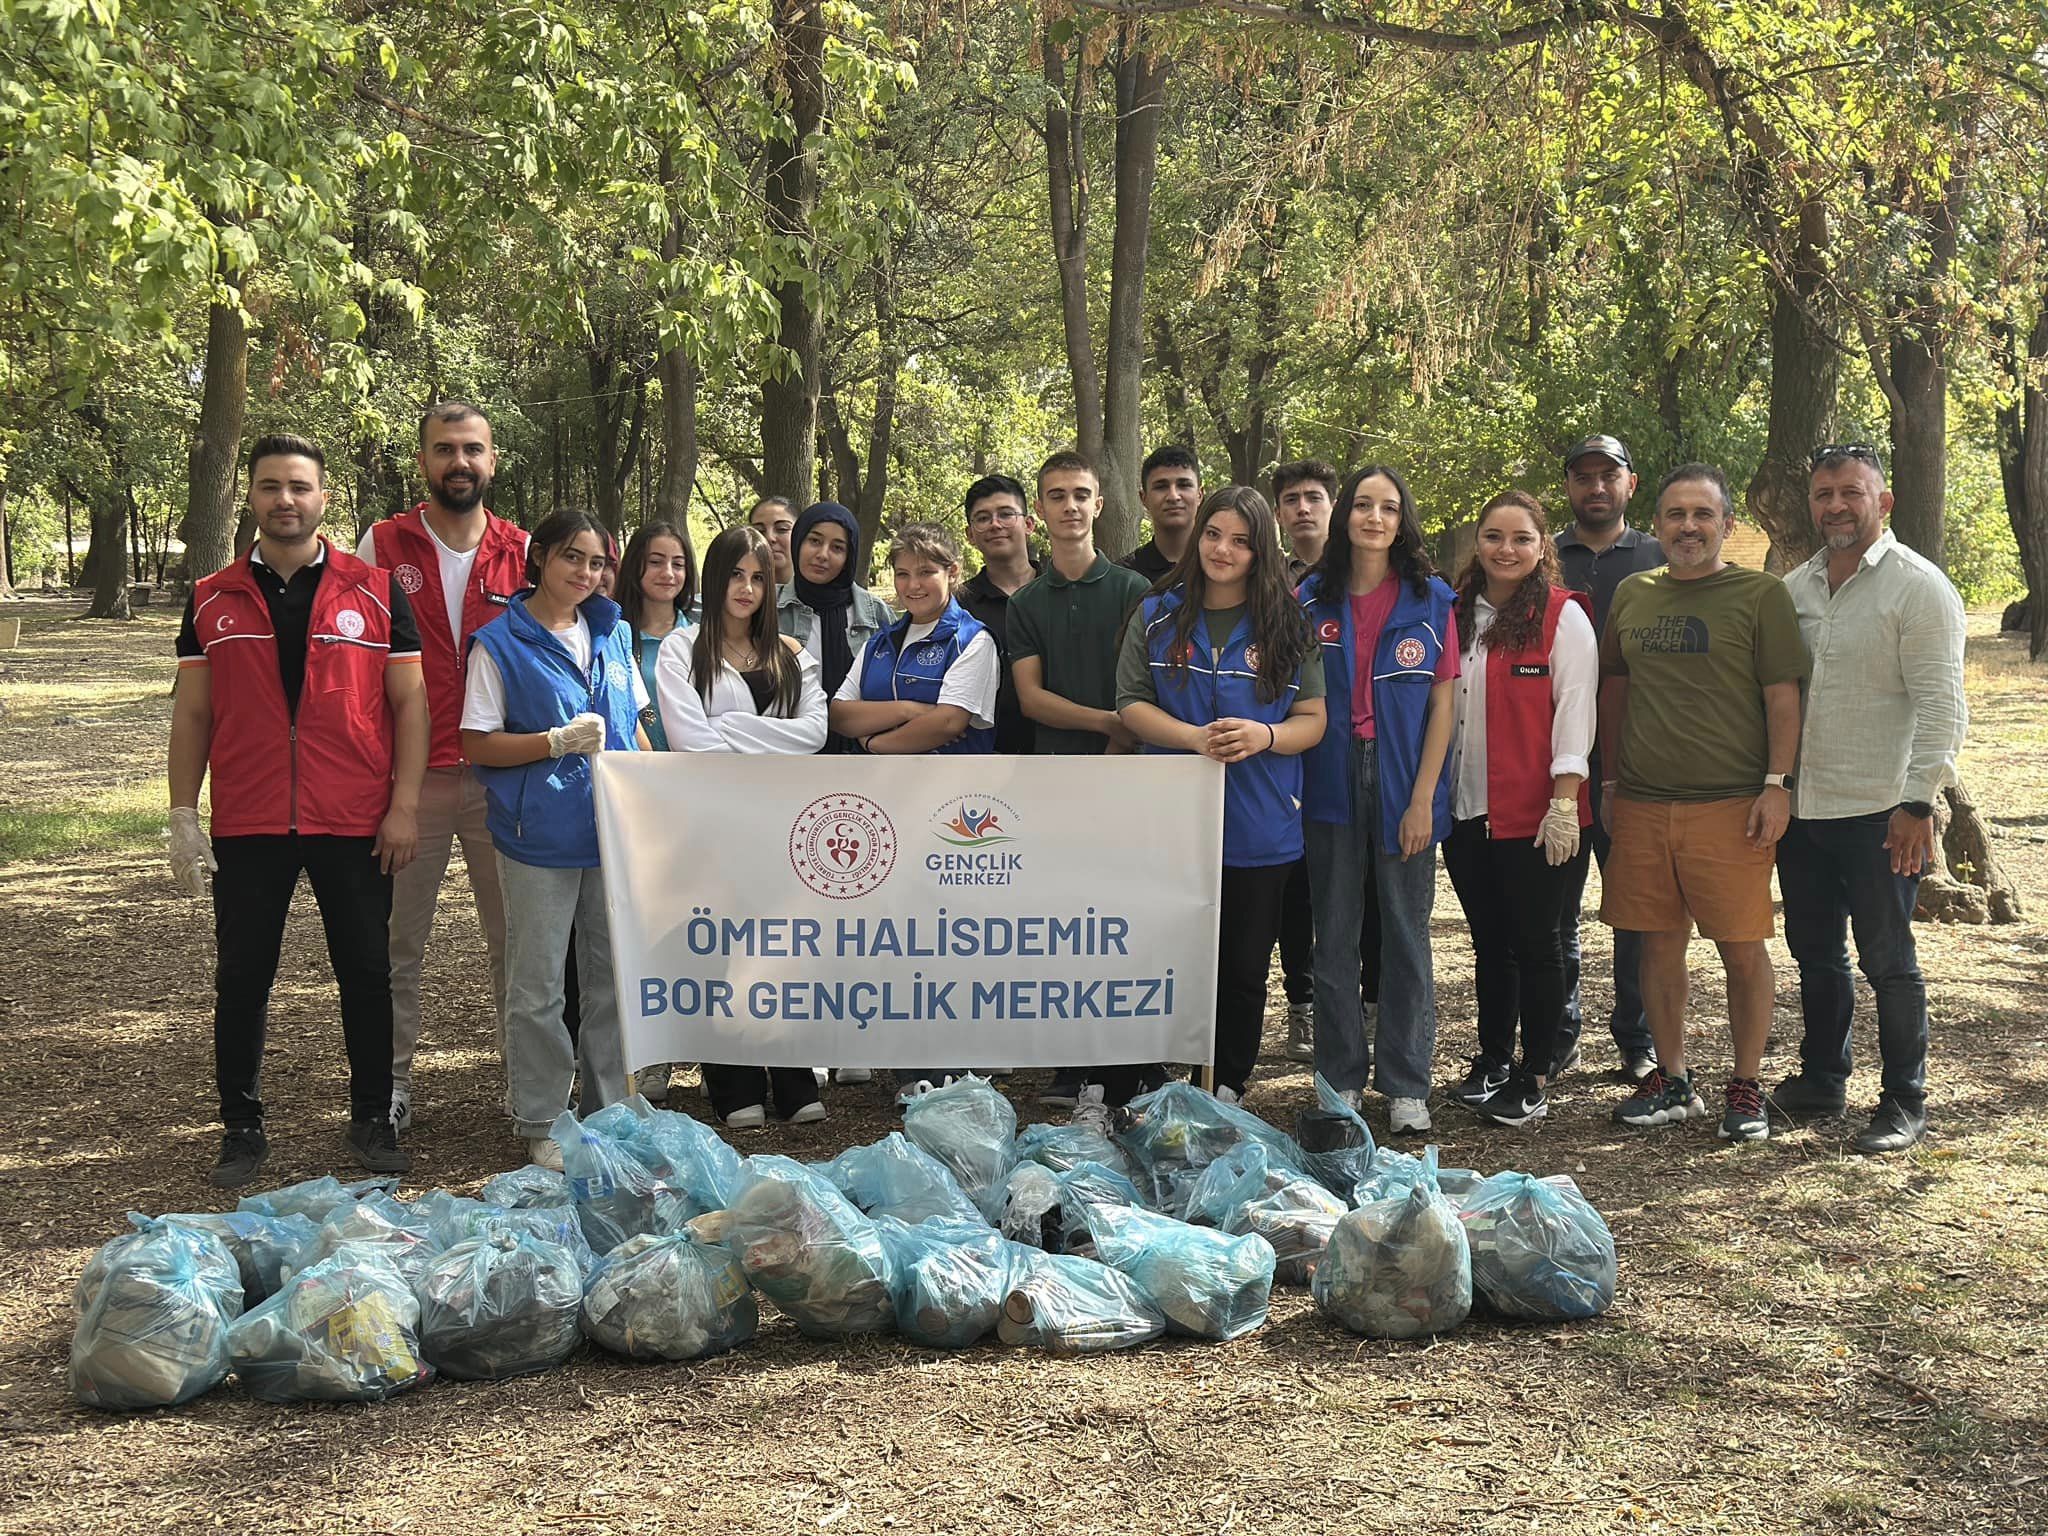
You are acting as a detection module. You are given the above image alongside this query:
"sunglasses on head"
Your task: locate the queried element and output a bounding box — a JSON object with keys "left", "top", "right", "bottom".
{"left": 1809, "top": 442, "right": 1883, "bottom": 471}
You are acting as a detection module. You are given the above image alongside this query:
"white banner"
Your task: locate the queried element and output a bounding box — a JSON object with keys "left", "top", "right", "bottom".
{"left": 593, "top": 753, "right": 1223, "bottom": 1069}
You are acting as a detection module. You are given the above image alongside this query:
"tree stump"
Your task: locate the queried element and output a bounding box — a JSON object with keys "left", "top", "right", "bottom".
{"left": 1915, "top": 779, "right": 2022, "bottom": 924}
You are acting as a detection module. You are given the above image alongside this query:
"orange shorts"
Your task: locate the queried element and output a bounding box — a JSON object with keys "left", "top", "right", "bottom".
{"left": 1600, "top": 795, "right": 1776, "bottom": 942}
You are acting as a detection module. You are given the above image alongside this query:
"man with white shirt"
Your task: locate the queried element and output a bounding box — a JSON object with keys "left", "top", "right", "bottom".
{"left": 356, "top": 401, "right": 531, "bottom": 1131}
{"left": 1774, "top": 444, "right": 1966, "bottom": 1153}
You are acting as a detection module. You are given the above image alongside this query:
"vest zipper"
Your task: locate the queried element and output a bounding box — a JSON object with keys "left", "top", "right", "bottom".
{"left": 289, "top": 723, "right": 300, "bottom": 833}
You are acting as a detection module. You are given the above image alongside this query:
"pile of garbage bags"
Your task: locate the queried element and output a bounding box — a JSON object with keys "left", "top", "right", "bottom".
{"left": 69, "top": 1074, "right": 1618, "bottom": 1410}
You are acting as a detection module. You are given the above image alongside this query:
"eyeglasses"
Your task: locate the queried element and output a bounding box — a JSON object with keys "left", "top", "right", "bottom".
{"left": 968, "top": 507, "right": 1027, "bottom": 528}
{"left": 1809, "top": 443, "right": 1883, "bottom": 472}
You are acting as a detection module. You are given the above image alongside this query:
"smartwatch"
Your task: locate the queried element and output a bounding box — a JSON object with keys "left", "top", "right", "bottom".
{"left": 1901, "top": 800, "right": 1934, "bottom": 819}
{"left": 1764, "top": 773, "right": 1794, "bottom": 791}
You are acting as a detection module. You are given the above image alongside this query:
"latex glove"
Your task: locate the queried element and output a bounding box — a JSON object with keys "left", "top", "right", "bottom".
{"left": 547, "top": 712, "right": 606, "bottom": 757}
{"left": 1535, "top": 797, "right": 1581, "bottom": 867}
{"left": 169, "top": 806, "right": 216, "bottom": 897}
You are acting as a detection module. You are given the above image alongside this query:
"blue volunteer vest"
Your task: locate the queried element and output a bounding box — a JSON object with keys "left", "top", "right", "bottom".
{"left": 855, "top": 599, "right": 995, "bottom": 755}
{"left": 1140, "top": 587, "right": 1304, "bottom": 868}
{"left": 1298, "top": 571, "right": 1456, "bottom": 854}
{"left": 470, "top": 591, "right": 643, "bottom": 868}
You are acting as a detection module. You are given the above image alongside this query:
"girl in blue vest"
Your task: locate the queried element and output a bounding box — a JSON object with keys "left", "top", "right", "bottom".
{"left": 828, "top": 522, "right": 999, "bottom": 757}
{"left": 1116, "top": 485, "right": 1326, "bottom": 1104}
{"left": 1298, "top": 466, "right": 1459, "bottom": 1135}
{"left": 460, "top": 509, "right": 650, "bottom": 1171}
{"left": 1442, "top": 491, "right": 1596, "bottom": 1128}
{"left": 655, "top": 524, "right": 832, "bottom": 1129}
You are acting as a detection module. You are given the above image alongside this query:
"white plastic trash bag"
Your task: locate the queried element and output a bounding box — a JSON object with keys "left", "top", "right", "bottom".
{"left": 1313, "top": 1146, "right": 1471, "bottom": 1339}
{"left": 71, "top": 1225, "right": 244, "bottom": 1410}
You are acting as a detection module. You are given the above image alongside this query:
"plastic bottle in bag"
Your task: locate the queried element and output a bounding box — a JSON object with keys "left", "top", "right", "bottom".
{"left": 416, "top": 1232, "right": 586, "bottom": 1380}
{"left": 413, "top": 1192, "right": 597, "bottom": 1279}
{"left": 1013, "top": 1121, "right": 1136, "bottom": 1180}
{"left": 129, "top": 1209, "right": 315, "bottom": 1304}
{"left": 580, "top": 1232, "right": 758, "bottom": 1362}
{"left": 554, "top": 1109, "right": 701, "bottom": 1254}
{"left": 1083, "top": 1203, "right": 1275, "bottom": 1341}
{"left": 996, "top": 1251, "right": 1166, "bottom": 1354}
{"left": 995, "top": 1159, "right": 1144, "bottom": 1251}
{"left": 688, "top": 1155, "right": 894, "bottom": 1338}
{"left": 1457, "top": 1172, "right": 1616, "bottom": 1321}
{"left": 1313, "top": 1147, "right": 1471, "bottom": 1339}
{"left": 1233, "top": 1178, "right": 1349, "bottom": 1286}
{"left": 286, "top": 1192, "right": 440, "bottom": 1290}
{"left": 901, "top": 1074, "right": 1018, "bottom": 1220}
{"left": 71, "top": 1225, "right": 244, "bottom": 1410}
{"left": 482, "top": 1164, "right": 574, "bottom": 1210}
{"left": 875, "top": 1217, "right": 1020, "bottom": 1349}
{"left": 229, "top": 1247, "right": 432, "bottom": 1402}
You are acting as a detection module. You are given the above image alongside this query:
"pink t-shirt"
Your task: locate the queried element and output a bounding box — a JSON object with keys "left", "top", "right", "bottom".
{"left": 1349, "top": 578, "right": 1458, "bottom": 739}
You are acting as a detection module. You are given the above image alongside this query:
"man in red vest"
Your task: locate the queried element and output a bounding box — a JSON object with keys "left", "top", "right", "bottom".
{"left": 169, "top": 434, "right": 430, "bottom": 1187}
{"left": 355, "top": 402, "right": 530, "bottom": 1133}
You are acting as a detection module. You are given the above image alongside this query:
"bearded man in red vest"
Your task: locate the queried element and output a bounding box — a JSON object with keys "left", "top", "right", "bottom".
{"left": 355, "top": 402, "right": 530, "bottom": 1133}
{"left": 170, "top": 434, "right": 430, "bottom": 1187}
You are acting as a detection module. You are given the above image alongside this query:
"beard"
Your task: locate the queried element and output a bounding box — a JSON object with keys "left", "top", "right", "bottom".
{"left": 1666, "top": 537, "right": 1717, "bottom": 570}
{"left": 433, "top": 467, "right": 490, "bottom": 514}
{"left": 1824, "top": 526, "right": 1861, "bottom": 551}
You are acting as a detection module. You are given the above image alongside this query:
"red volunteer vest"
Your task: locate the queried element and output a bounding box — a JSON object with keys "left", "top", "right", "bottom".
{"left": 368, "top": 507, "right": 529, "bottom": 768}
{"left": 190, "top": 543, "right": 398, "bottom": 838}
{"left": 1482, "top": 587, "right": 1594, "bottom": 840}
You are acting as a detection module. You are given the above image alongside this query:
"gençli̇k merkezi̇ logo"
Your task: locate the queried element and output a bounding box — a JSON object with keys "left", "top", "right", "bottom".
{"left": 927, "top": 792, "right": 1022, "bottom": 887}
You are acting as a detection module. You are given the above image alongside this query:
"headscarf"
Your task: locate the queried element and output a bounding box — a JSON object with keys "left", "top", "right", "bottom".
{"left": 791, "top": 501, "right": 864, "bottom": 696}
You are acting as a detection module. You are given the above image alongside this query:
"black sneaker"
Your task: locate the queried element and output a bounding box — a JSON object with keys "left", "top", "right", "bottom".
{"left": 1852, "top": 1097, "right": 1927, "bottom": 1154}
{"left": 1040, "top": 1069, "right": 1082, "bottom": 1110}
{"left": 347, "top": 1117, "right": 412, "bottom": 1175}
{"left": 1616, "top": 1050, "right": 1657, "bottom": 1085}
{"left": 209, "top": 1127, "right": 269, "bottom": 1189}
{"left": 1719, "top": 1076, "right": 1769, "bottom": 1142}
{"left": 1772, "top": 1073, "right": 1847, "bottom": 1120}
{"left": 1614, "top": 1067, "right": 1705, "bottom": 1128}
{"left": 1475, "top": 1070, "right": 1548, "bottom": 1127}
{"left": 1450, "top": 1053, "right": 1510, "bottom": 1109}
{"left": 1553, "top": 1041, "right": 1583, "bottom": 1077}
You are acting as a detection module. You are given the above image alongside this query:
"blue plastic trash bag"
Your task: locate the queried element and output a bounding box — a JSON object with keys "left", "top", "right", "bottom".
{"left": 416, "top": 1232, "right": 586, "bottom": 1380}
{"left": 632, "top": 1106, "right": 743, "bottom": 1210}
{"left": 229, "top": 1248, "right": 432, "bottom": 1402}
{"left": 818, "top": 1133, "right": 986, "bottom": 1226}
{"left": 130, "top": 1210, "right": 315, "bottom": 1304}
{"left": 581, "top": 1232, "right": 757, "bottom": 1361}
{"left": 875, "top": 1217, "right": 1019, "bottom": 1348}
{"left": 71, "top": 1225, "right": 244, "bottom": 1410}
{"left": 1233, "top": 1178, "right": 1348, "bottom": 1286}
{"left": 1182, "top": 1143, "right": 1285, "bottom": 1228}
{"left": 1457, "top": 1172, "right": 1616, "bottom": 1321}
{"left": 1013, "top": 1122, "right": 1136, "bottom": 1180}
{"left": 553, "top": 1109, "right": 700, "bottom": 1254}
{"left": 482, "top": 1164, "right": 573, "bottom": 1210}
{"left": 689, "top": 1155, "right": 893, "bottom": 1338}
{"left": 996, "top": 1251, "right": 1165, "bottom": 1354}
{"left": 997, "top": 1159, "right": 1144, "bottom": 1250}
{"left": 1082, "top": 1203, "right": 1275, "bottom": 1341}
{"left": 1116, "top": 1083, "right": 1305, "bottom": 1213}
{"left": 901, "top": 1075, "right": 1018, "bottom": 1219}
{"left": 412, "top": 1192, "right": 597, "bottom": 1279}
{"left": 236, "top": 1174, "right": 360, "bottom": 1224}
{"left": 1296, "top": 1074, "right": 1378, "bottom": 1200}
{"left": 288, "top": 1193, "right": 440, "bottom": 1289}
{"left": 1314, "top": 1147, "right": 1470, "bottom": 1339}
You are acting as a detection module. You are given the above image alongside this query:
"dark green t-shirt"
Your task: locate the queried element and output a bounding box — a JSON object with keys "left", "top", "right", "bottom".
{"left": 1006, "top": 553, "right": 1153, "bottom": 754}
{"left": 1599, "top": 564, "right": 1808, "bottom": 802}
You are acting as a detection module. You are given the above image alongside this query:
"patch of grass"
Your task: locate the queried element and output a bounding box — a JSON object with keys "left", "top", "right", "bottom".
{"left": 0, "top": 779, "right": 166, "bottom": 863}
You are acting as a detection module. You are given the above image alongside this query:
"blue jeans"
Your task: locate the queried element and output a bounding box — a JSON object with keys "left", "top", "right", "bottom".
{"left": 1304, "top": 737, "right": 1438, "bottom": 1098}
{"left": 1560, "top": 769, "right": 1653, "bottom": 1059}
{"left": 1776, "top": 813, "right": 1927, "bottom": 1109}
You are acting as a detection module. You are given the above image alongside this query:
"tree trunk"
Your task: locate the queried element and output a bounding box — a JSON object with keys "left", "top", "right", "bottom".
{"left": 655, "top": 145, "right": 700, "bottom": 535}
{"left": 86, "top": 491, "right": 132, "bottom": 619}
{"left": 179, "top": 282, "right": 249, "bottom": 581}
{"left": 1886, "top": 328, "right": 1947, "bottom": 568}
{"left": 759, "top": 0, "right": 826, "bottom": 503}
{"left": 2024, "top": 301, "right": 2048, "bottom": 661}
{"left": 1742, "top": 203, "right": 1835, "bottom": 567}
{"left": 1916, "top": 780, "right": 2023, "bottom": 924}
{"left": 1096, "top": 37, "right": 1167, "bottom": 558}
{"left": 1150, "top": 313, "right": 1199, "bottom": 453}
{"left": 1044, "top": 29, "right": 1104, "bottom": 467}
{"left": 0, "top": 479, "right": 15, "bottom": 598}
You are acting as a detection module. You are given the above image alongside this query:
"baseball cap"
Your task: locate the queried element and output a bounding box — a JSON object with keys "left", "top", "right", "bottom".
{"left": 1563, "top": 434, "right": 1633, "bottom": 472}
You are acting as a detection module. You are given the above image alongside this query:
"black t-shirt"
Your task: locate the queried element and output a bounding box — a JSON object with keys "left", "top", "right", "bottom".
{"left": 177, "top": 549, "right": 421, "bottom": 718}
{"left": 1119, "top": 540, "right": 1175, "bottom": 586}
{"left": 958, "top": 562, "right": 1042, "bottom": 754}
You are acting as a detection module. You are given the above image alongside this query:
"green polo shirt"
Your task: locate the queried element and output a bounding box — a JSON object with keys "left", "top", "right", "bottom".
{"left": 1007, "top": 552, "right": 1152, "bottom": 754}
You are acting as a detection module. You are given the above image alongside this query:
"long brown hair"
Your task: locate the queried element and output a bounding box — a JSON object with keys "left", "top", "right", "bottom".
{"left": 1454, "top": 490, "right": 1560, "bottom": 656}
{"left": 692, "top": 526, "right": 801, "bottom": 715}
{"left": 1157, "top": 485, "right": 1314, "bottom": 704}
{"left": 617, "top": 520, "right": 697, "bottom": 633}
{"left": 1314, "top": 465, "right": 1435, "bottom": 598}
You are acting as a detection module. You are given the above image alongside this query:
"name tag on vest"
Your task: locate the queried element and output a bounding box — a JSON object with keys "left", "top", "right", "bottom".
{"left": 484, "top": 590, "right": 514, "bottom": 606}
{"left": 1511, "top": 664, "right": 1550, "bottom": 677}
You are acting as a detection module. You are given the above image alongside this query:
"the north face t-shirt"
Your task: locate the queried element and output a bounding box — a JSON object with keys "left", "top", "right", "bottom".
{"left": 1599, "top": 564, "right": 1807, "bottom": 802}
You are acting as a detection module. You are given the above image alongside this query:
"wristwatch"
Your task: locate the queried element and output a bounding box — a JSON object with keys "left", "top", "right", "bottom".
{"left": 1901, "top": 799, "right": 1934, "bottom": 819}
{"left": 1764, "top": 773, "right": 1794, "bottom": 791}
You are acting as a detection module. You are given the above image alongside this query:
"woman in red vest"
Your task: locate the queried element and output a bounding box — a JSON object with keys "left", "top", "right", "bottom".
{"left": 1442, "top": 490, "right": 1597, "bottom": 1126}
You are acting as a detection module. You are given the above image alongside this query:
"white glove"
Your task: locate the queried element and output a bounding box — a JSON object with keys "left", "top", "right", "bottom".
{"left": 547, "top": 712, "right": 606, "bottom": 757}
{"left": 1535, "top": 797, "right": 1581, "bottom": 868}
{"left": 169, "top": 806, "right": 216, "bottom": 897}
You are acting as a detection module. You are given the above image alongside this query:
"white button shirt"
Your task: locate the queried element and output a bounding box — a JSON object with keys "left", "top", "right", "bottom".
{"left": 1450, "top": 592, "right": 1598, "bottom": 822}
{"left": 1784, "top": 530, "right": 1966, "bottom": 820}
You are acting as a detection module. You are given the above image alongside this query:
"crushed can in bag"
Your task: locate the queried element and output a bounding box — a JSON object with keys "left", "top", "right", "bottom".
{"left": 580, "top": 1232, "right": 758, "bottom": 1362}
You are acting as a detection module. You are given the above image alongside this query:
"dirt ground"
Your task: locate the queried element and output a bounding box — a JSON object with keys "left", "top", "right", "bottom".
{"left": 0, "top": 597, "right": 2043, "bottom": 1536}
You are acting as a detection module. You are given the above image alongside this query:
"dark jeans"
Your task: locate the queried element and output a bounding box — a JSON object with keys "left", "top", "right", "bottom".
{"left": 1274, "top": 858, "right": 1380, "bottom": 1007}
{"left": 212, "top": 834, "right": 394, "bottom": 1130}
{"left": 1561, "top": 770, "right": 1652, "bottom": 1059}
{"left": 1206, "top": 860, "right": 1296, "bottom": 1095}
{"left": 1777, "top": 813, "right": 1928, "bottom": 1109}
{"left": 1443, "top": 818, "right": 1590, "bottom": 1077}
{"left": 703, "top": 1064, "right": 821, "bottom": 1121}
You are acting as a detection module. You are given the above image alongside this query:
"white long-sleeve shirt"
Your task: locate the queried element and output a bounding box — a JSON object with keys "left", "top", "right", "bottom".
{"left": 1450, "top": 592, "right": 1598, "bottom": 822}
{"left": 654, "top": 632, "right": 829, "bottom": 754}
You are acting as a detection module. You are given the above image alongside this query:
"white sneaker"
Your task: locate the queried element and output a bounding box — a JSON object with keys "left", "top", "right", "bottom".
{"left": 1388, "top": 1096, "right": 1432, "bottom": 1135}
{"left": 725, "top": 1104, "right": 767, "bottom": 1130}
{"left": 812, "top": 1067, "right": 829, "bottom": 1086}
{"left": 634, "top": 1064, "right": 671, "bottom": 1104}
{"left": 832, "top": 1067, "right": 873, "bottom": 1085}
{"left": 527, "top": 1136, "right": 566, "bottom": 1172}
{"left": 1338, "top": 1087, "right": 1364, "bottom": 1112}
{"left": 1070, "top": 1083, "right": 1112, "bottom": 1136}
{"left": 788, "top": 1101, "right": 828, "bottom": 1125}
{"left": 1215, "top": 1084, "right": 1242, "bottom": 1106}
{"left": 390, "top": 1089, "right": 413, "bottom": 1134}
